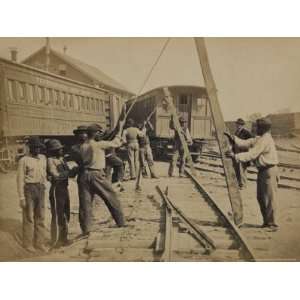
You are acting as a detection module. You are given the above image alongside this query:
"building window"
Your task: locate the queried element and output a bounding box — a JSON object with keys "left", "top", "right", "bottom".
{"left": 179, "top": 95, "right": 188, "bottom": 105}
{"left": 27, "top": 84, "right": 35, "bottom": 103}
{"left": 7, "top": 80, "right": 17, "bottom": 102}
{"left": 18, "top": 82, "right": 26, "bottom": 102}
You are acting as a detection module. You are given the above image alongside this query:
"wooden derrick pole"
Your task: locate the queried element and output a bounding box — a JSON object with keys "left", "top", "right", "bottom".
{"left": 162, "top": 87, "right": 195, "bottom": 175}
{"left": 194, "top": 38, "right": 243, "bottom": 225}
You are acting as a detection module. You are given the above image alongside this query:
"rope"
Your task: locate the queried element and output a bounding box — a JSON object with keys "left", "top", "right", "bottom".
{"left": 125, "top": 38, "right": 171, "bottom": 118}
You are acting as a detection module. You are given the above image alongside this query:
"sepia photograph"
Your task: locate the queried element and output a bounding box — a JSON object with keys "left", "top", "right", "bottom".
{"left": 0, "top": 36, "right": 299, "bottom": 263}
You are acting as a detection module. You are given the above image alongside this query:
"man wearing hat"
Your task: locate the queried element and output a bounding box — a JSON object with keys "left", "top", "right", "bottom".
{"left": 17, "top": 136, "right": 48, "bottom": 252}
{"left": 225, "top": 118, "right": 279, "bottom": 230}
{"left": 122, "top": 118, "right": 144, "bottom": 180}
{"left": 77, "top": 121, "right": 126, "bottom": 235}
{"left": 168, "top": 115, "right": 193, "bottom": 177}
{"left": 47, "top": 139, "right": 76, "bottom": 248}
{"left": 233, "top": 118, "right": 253, "bottom": 189}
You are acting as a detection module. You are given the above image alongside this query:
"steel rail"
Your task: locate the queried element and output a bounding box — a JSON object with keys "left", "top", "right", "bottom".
{"left": 156, "top": 185, "right": 216, "bottom": 254}
{"left": 184, "top": 168, "right": 256, "bottom": 261}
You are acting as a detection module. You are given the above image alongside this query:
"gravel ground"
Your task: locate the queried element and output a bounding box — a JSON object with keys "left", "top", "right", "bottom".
{"left": 0, "top": 157, "right": 300, "bottom": 261}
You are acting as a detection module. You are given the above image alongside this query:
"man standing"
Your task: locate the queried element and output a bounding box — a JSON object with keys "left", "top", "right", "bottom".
{"left": 168, "top": 116, "right": 193, "bottom": 177}
{"left": 17, "top": 136, "right": 47, "bottom": 253}
{"left": 225, "top": 118, "right": 279, "bottom": 230}
{"left": 137, "top": 122, "right": 159, "bottom": 179}
{"left": 122, "top": 118, "right": 143, "bottom": 180}
{"left": 78, "top": 122, "right": 126, "bottom": 236}
{"left": 47, "top": 139, "right": 76, "bottom": 248}
{"left": 233, "top": 118, "right": 252, "bottom": 189}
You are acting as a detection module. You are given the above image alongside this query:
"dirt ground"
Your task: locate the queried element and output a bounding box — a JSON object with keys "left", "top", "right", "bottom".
{"left": 0, "top": 142, "right": 300, "bottom": 261}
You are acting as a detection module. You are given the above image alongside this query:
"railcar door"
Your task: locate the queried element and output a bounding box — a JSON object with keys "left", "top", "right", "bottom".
{"left": 176, "top": 93, "right": 192, "bottom": 128}
{"left": 191, "top": 96, "right": 212, "bottom": 139}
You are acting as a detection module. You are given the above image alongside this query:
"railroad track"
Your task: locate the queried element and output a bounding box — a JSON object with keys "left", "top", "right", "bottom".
{"left": 154, "top": 170, "right": 256, "bottom": 262}
{"left": 196, "top": 157, "right": 300, "bottom": 191}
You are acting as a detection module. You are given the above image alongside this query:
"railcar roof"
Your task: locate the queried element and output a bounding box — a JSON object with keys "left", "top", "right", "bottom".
{"left": 0, "top": 56, "right": 110, "bottom": 93}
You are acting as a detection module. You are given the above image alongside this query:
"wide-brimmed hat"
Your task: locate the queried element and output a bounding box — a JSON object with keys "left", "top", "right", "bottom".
{"left": 236, "top": 118, "right": 245, "bottom": 125}
{"left": 73, "top": 125, "right": 88, "bottom": 135}
{"left": 27, "top": 136, "right": 45, "bottom": 148}
{"left": 87, "top": 123, "right": 104, "bottom": 133}
{"left": 47, "top": 139, "right": 64, "bottom": 151}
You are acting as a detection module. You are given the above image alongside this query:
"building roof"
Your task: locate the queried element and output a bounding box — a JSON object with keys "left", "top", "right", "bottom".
{"left": 22, "top": 46, "right": 133, "bottom": 95}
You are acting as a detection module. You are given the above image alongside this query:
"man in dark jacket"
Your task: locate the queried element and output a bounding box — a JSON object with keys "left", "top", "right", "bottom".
{"left": 233, "top": 118, "right": 252, "bottom": 189}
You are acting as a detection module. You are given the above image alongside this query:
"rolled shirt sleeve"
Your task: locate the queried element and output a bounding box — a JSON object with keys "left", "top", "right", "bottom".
{"left": 98, "top": 136, "right": 122, "bottom": 149}
{"left": 235, "top": 137, "right": 265, "bottom": 163}
{"left": 234, "top": 136, "right": 257, "bottom": 150}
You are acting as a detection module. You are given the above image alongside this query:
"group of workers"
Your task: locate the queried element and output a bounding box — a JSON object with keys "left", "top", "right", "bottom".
{"left": 16, "top": 116, "right": 161, "bottom": 253}
{"left": 16, "top": 110, "right": 279, "bottom": 253}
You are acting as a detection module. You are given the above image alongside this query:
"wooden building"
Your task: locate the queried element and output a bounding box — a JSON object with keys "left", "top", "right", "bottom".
{"left": 267, "top": 112, "right": 300, "bottom": 136}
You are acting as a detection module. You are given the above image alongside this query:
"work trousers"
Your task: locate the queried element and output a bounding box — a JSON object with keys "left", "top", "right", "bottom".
{"left": 49, "top": 182, "right": 70, "bottom": 245}
{"left": 168, "top": 148, "right": 186, "bottom": 176}
{"left": 22, "top": 183, "right": 46, "bottom": 248}
{"left": 78, "top": 169, "right": 125, "bottom": 234}
{"left": 127, "top": 142, "right": 139, "bottom": 179}
{"left": 234, "top": 161, "right": 248, "bottom": 188}
{"left": 105, "top": 154, "right": 124, "bottom": 183}
{"left": 139, "top": 144, "right": 156, "bottom": 177}
{"left": 257, "top": 166, "right": 279, "bottom": 226}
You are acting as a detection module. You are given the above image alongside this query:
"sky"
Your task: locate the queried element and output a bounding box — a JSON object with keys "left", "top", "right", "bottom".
{"left": 0, "top": 37, "right": 299, "bottom": 121}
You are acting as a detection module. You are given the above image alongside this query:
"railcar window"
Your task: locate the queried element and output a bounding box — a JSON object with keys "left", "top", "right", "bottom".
{"left": 179, "top": 95, "right": 188, "bottom": 105}
{"left": 7, "top": 80, "right": 17, "bottom": 102}
{"left": 69, "top": 94, "right": 74, "bottom": 109}
{"left": 62, "top": 92, "right": 67, "bottom": 108}
{"left": 18, "top": 82, "right": 26, "bottom": 102}
{"left": 95, "top": 99, "right": 100, "bottom": 112}
{"left": 81, "top": 97, "right": 86, "bottom": 111}
{"left": 37, "top": 86, "right": 45, "bottom": 104}
{"left": 54, "top": 90, "right": 61, "bottom": 107}
{"left": 73, "top": 95, "right": 79, "bottom": 111}
{"left": 46, "top": 88, "right": 54, "bottom": 106}
{"left": 91, "top": 98, "right": 95, "bottom": 112}
{"left": 86, "top": 97, "right": 90, "bottom": 111}
{"left": 27, "top": 84, "right": 35, "bottom": 103}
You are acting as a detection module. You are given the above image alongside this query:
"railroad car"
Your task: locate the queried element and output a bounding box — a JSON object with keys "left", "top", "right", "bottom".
{"left": 0, "top": 57, "right": 124, "bottom": 168}
{"left": 126, "top": 85, "right": 214, "bottom": 160}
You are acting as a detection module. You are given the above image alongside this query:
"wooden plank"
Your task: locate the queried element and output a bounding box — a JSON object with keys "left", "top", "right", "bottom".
{"left": 162, "top": 87, "right": 195, "bottom": 174}
{"left": 194, "top": 38, "right": 243, "bottom": 225}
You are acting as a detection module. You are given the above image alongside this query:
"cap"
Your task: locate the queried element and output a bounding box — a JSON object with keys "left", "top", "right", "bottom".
{"left": 73, "top": 125, "right": 88, "bottom": 135}
{"left": 27, "top": 136, "right": 45, "bottom": 148}
{"left": 46, "top": 139, "right": 64, "bottom": 151}
{"left": 87, "top": 123, "right": 103, "bottom": 133}
{"left": 236, "top": 118, "right": 245, "bottom": 125}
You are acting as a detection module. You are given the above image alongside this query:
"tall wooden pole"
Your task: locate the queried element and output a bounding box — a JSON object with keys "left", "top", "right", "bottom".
{"left": 194, "top": 38, "right": 243, "bottom": 225}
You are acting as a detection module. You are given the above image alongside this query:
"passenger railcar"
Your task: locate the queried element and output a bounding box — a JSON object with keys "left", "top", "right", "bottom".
{"left": 0, "top": 57, "right": 123, "bottom": 167}
{"left": 126, "top": 85, "right": 214, "bottom": 160}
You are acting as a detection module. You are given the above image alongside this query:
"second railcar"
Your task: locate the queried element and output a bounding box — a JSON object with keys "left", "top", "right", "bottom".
{"left": 126, "top": 85, "right": 213, "bottom": 159}
{"left": 0, "top": 57, "right": 124, "bottom": 167}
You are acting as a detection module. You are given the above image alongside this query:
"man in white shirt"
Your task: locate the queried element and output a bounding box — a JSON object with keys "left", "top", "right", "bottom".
{"left": 17, "top": 136, "right": 48, "bottom": 252}
{"left": 225, "top": 118, "right": 279, "bottom": 230}
{"left": 78, "top": 121, "right": 126, "bottom": 236}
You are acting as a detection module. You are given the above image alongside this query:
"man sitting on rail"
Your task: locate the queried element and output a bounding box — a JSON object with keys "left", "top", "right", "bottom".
{"left": 122, "top": 118, "right": 143, "bottom": 180}
{"left": 168, "top": 115, "right": 193, "bottom": 177}
{"left": 77, "top": 122, "right": 126, "bottom": 236}
{"left": 225, "top": 118, "right": 279, "bottom": 231}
